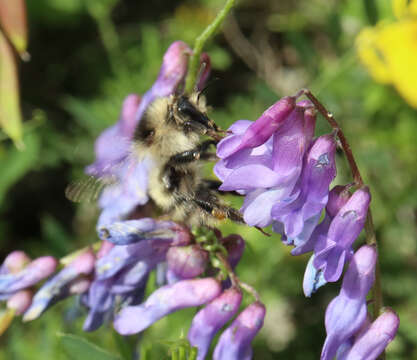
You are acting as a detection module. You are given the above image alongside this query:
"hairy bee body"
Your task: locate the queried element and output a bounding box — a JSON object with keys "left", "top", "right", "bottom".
{"left": 132, "top": 93, "right": 241, "bottom": 227}
{"left": 66, "top": 93, "right": 243, "bottom": 227}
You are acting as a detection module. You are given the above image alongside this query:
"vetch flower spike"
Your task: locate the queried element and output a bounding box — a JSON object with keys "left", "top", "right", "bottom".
{"left": 188, "top": 287, "right": 242, "bottom": 360}
{"left": 213, "top": 301, "right": 266, "bottom": 360}
{"left": 113, "top": 278, "right": 221, "bottom": 335}
{"left": 321, "top": 245, "right": 377, "bottom": 360}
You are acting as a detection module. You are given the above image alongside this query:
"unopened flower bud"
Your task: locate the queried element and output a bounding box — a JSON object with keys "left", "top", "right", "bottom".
{"left": 68, "top": 278, "right": 92, "bottom": 295}
{"left": 7, "top": 290, "right": 32, "bottom": 315}
{"left": 0, "top": 256, "right": 57, "bottom": 294}
{"left": 188, "top": 287, "right": 242, "bottom": 360}
{"left": 155, "top": 41, "right": 192, "bottom": 96}
{"left": 222, "top": 234, "right": 245, "bottom": 269}
{"left": 166, "top": 245, "right": 208, "bottom": 279}
{"left": 23, "top": 250, "right": 95, "bottom": 322}
{"left": 213, "top": 301, "right": 266, "bottom": 360}
{"left": 70, "top": 249, "right": 96, "bottom": 275}
{"left": 344, "top": 308, "right": 399, "bottom": 360}
{"left": 326, "top": 185, "right": 352, "bottom": 218}
{"left": 114, "top": 278, "right": 221, "bottom": 335}
{"left": 2, "top": 251, "right": 30, "bottom": 274}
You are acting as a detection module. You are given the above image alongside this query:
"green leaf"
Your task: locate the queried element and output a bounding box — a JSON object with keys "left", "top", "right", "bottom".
{"left": 58, "top": 333, "right": 121, "bottom": 360}
{"left": 0, "top": 30, "right": 23, "bottom": 147}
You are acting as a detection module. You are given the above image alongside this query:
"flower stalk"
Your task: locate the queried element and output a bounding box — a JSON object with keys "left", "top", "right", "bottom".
{"left": 215, "top": 252, "right": 260, "bottom": 302}
{"left": 184, "top": 0, "right": 236, "bottom": 94}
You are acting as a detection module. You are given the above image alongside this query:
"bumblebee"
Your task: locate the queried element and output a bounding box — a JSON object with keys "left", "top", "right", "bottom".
{"left": 132, "top": 92, "right": 243, "bottom": 227}
{"left": 67, "top": 92, "right": 243, "bottom": 228}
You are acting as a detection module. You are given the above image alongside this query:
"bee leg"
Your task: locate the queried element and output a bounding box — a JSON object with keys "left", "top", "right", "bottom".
{"left": 192, "top": 196, "right": 245, "bottom": 224}
{"left": 191, "top": 187, "right": 245, "bottom": 224}
{"left": 167, "top": 140, "right": 217, "bottom": 165}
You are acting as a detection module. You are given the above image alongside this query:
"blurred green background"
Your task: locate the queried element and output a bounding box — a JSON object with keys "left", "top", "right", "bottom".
{"left": 0, "top": 0, "right": 416, "bottom": 359}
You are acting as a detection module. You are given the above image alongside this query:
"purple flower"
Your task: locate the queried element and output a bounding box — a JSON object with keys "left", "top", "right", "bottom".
{"left": 314, "top": 187, "right": 371, "bottom": 282}
{"left": 303, "top": 255, "right": 327, "bottom": 298}
{"left": 96, "top": 157, "right": 153, "bottom": 228}
{"left": 215, "top": 99, "right": 316, "bottom": 229}
{"left": 89, "top": 41, "right": 210, "bottom": 226}
{"left": 342, "top": 308, "right": 399, "bottom": 360}
{"left": 23, "top": 250, "right": 95, "bottom": 321}
{"left": 188, "top": 287, "right": 242, "bottom": 360}
{"left": 1, "top": 251, "right": 30, "bottom": 274}
{"left": 113, "top": 278, "right": 222, "bottom": 335}
{"left": 166, "top": 245, "right": 208, "bottom": 280}
{"left": 87, "top": 41, "right": 193, "bottom": 177}
{"left": 302, "top": 185, "right": 352, "bottom": 296}
{"left": 0, "top": 256, "right": 57, "bottom": 296}
{"left": 86, "top": 94, "right": 142, "bottom": 177}
{"left": 213, "top": 301, "right": 266, "bottom": 360}
{"left": 82, "top": 226, "right": 190, "bottom": 331}
{"left": 98, "top": 218, "right": 176, "bottom": 245}
{"left": 272, "top": 134, "right": 337, "bottom": 251}
{"left": 321, "top": 245, "right": 376, "bottom": 360}
{"left": 216, "top": 96, "right": 296, "bottom": 159}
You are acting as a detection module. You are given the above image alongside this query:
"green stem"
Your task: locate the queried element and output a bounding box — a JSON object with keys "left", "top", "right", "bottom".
{"left": 184, "top": 0, "right": 236, "bottom": 94}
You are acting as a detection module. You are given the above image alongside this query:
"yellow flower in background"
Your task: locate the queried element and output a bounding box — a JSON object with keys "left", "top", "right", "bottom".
{"left": 356, "top": 0, "right": 417, "bottom": 108}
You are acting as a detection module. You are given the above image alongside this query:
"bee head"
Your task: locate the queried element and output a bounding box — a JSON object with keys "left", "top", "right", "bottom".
{"left": 174, "top": 95, "right": 219, "bottom": 135}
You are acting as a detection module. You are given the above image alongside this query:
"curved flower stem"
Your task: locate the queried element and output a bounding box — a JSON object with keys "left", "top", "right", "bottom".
{"left": 184, "top": 0, "right": 236, "bottom": 94}
{"left": 300, "top": 89, "right": 383, "bottom": 319}
{"left": 215, "top": 252, "right": 261, "bottom": 302}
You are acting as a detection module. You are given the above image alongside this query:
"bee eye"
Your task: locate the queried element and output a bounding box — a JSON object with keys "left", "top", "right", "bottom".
{"left": 143, "top": 129, "right": 155, "bottom": 139}
{"left": 177, "top": 96, "right": 213, "bottom": 130}
{"left": 177, "top": 97, "right": 197, "bottom": 118}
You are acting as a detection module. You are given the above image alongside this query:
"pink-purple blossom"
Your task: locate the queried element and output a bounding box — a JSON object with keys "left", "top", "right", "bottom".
{"left": 213, "top": 301, "right": 266, "bottom": 360}
{"left": 114, "top": 278, "right": 222, "bottom": 335}
{"left": 188, "top": 287, "right": 242, "bottom": 360}
{"left": 321, "top": 245, "right": 377, "bottom": 360}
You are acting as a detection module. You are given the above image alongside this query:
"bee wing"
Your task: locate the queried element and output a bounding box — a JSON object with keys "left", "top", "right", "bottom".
{"left": 65, "top": 175, "right": 118, "bottom": 203}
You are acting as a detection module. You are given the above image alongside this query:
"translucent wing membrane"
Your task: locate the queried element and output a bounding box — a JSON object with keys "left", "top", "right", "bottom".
{"left": 65, "top": 175, "right": 118, "bottom": 203}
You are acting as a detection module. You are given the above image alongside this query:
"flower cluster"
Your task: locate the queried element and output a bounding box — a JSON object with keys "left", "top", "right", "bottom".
{"left": 0, "top": 41, "right": 266, "bottom": 359}
{"left": 215, "top": 92, "right": 399, "bottom": 358}
{"left": 0, "top": 39, "right": 399, "bottom": 360}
